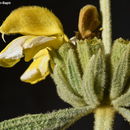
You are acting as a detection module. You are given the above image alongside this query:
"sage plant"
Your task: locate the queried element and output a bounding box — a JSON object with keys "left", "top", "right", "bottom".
{"left": 0, "top": 0, "right": 130, "bottom": 130}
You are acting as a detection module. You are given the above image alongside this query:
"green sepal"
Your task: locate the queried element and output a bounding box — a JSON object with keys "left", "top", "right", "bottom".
{"left": 82, "top": 55, "right": 99, "bottom": 107}
{"left": 77, "top": 40, "right": 91, "bottom": 73}
{"left": 49, "top": 43, "right": 73, "bottom": 68}
{"left": 110, "top": 44, "right": 130, "bottom": 100}
{"left": 112, "top": 86, "right": 130, "bottom": 107}
{"left": 93, "top": 49, "right": 106, "bottom": 101}
{"left": 58, "top": 43, "right": 73, "bottom": 65}
{"left": 111, "top": 38, "right": 129, "bottom": 71}
{"left": 66, "top": 48, "right": 82, "bottom": 96}
{"left": 82, "top": 50, "right": 105, "bottom": 107}
{"left": 85, "top": 37, "right": 103, "bottom": 55}
{"left": 49, "top": 48, "right": 63, "bottom": 67}
{"left": 116, "top": 107, "right": 130, "bottom": 123}
{"left": 77, "top": 38, "right": 103, "bottom": 73}
{"left": 0, "top": 107, "right": 93, "bottom": 130}
{"left": 52, "top": 65, "right": 86, "bottom": 107}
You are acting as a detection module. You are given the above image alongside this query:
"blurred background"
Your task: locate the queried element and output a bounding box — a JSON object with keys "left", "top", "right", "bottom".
{"left": 0, "top": 0, "right": 130, "bottom": 129}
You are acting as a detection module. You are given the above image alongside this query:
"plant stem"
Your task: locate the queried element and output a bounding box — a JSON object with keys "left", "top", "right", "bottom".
{"left": 94, "top": 106, "right": 115, "bottom": 130}
{"left": 100, "top": 0, "right": 112, "bottom": 54}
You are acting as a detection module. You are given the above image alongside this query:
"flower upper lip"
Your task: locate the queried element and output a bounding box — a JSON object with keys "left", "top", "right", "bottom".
{"left": 0, "top": 6, "right": 64, "bottom": 36}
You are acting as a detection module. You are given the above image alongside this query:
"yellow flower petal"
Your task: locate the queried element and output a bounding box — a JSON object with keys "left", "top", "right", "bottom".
{"left": 0, "top": 6, "right": 64, "bottom": 36}
{"left": 0, "top": 35, "right": 66, "bottom": 67}
{"left": 20, "top": 48, "right": 52, "bottom": 84}
{"left": 0, "top": 36, "right": 30, "bottom": 67}
{"left": 23, "top": 35, "right": 66, "bottom": 61}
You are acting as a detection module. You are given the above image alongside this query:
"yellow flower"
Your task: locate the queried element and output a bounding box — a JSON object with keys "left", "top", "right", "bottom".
{"left": 0, "top": 6, "right": 68, "bottom": 84}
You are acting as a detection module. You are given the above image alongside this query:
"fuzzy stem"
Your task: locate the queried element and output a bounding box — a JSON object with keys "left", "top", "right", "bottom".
{"left": 100, "top": 0, "right": 112, "bottom": 54}
{"left": 94, "top": 106, "right": 115, "bottom": 130}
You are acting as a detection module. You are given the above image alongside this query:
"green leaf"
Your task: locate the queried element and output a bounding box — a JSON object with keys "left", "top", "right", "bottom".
{"left": 66, "top": 48, "right": 83, "bottom": 96}
{"left": 112, "top": 86, "right": 130, "bottom": 107}
{"left": 110, "top": 45, "right": 130, "bottom": 100}
{"left": 52, "top": 65, "right": 86, "bottom": 107}
{"left": 82, "top": 50, "right": 105, "bottom": 107}
{"left": 116, "top": 107, "right": 130, "bottom": 123}
{"left": 0, "top": 107, "right": 93, "bottom": 130}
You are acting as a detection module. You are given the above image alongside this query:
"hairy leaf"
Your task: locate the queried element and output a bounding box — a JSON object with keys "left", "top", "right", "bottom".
{"left": 0, "top": 107, "right": 92, "bottom": 130}
{"left": 116, "top": 107, "right": 130, "bottom": 123}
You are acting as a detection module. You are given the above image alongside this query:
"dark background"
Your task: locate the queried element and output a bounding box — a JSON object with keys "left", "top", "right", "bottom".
{"left": 0, "top": 0, "right": 130, "bottom": 129}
